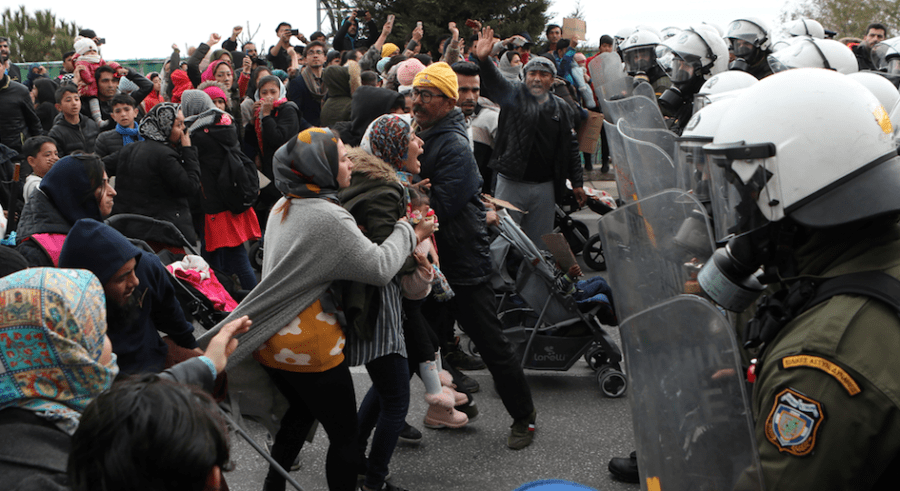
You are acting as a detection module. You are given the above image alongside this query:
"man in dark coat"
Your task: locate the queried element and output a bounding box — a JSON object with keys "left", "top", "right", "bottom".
{"left": 59, "top": 219, "right": 198, "bottom": 374}
{"left": 412, "top": 61, "right": 537, "bottom": 450}
{"left": 0, "top": 58, "right": 42, "bottom": 153}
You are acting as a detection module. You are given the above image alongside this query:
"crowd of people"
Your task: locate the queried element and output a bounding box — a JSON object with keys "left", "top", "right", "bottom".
{"left": 1, "top": 8, "right": 900, "bottom": 491}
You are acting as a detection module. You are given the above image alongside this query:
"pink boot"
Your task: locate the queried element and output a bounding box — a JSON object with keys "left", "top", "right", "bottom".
{"left": 423, "top": 404, "right": 469, "bottom": 429}
{"left": 424, "top": 387, "right": 456, "bottom": 408}
{"left": 448, "top": 387, "right": 469, "bottom": 406}
{"left": 438, "top": 369, "right": 454, "bottom": 388}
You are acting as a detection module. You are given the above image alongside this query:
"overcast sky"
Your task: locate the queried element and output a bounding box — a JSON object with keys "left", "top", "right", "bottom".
{"left": 19, "top": 0, "right": 798, "bottom": 60}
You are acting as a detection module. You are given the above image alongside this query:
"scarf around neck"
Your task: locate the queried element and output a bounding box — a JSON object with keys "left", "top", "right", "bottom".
{"left": 301, "top": 65, "right": 326, "bottom": 103}
{"left": 116, "top": 123, "right": 143, "bottom": 146}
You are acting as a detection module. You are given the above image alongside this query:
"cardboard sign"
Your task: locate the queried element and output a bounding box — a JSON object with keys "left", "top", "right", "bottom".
{"left": 578, "top": 111, "right": 604, "bottom": 154}
{"left": 562, "top": 18, "right": 587, "bottom": 41}
{"left": 542, "top": 233, "right": 577, "bottom": 272}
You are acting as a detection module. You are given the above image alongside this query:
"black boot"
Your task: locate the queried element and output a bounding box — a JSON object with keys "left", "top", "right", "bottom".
{"left": 608, "top": 450, "right": 639, "bottom": 483}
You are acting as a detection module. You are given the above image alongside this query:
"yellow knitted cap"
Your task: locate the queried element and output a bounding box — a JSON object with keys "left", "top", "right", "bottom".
{"left": 382, "top": 43, "right": 399, "bottom": 58}
{"left": 412, "top": 62, "right": 459, "bottom": 100}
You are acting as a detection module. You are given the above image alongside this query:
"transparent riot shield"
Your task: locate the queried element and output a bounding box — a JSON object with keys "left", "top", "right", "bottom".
{"left": 605, "top": 120, "right": 637, "bottom": 204}
{"left": 589, "top": 52, "right": 626, "bottom": 102}
{"left": 632, "top": 78, "right": 658, "bottom": 101}
{"left": 621, "top": 295, "right": 763, "bottom": 491}
{"left": 605, "top": 95, "right": 667, "bottom": 128}
{"left": 597, "top": 190, "right": 713, "bottom": 320}
{"left": 624, "top": 126, "right": 678, "bottom": 161}
{"left": 618, "top": 120, "right": 678, "bottom": 199}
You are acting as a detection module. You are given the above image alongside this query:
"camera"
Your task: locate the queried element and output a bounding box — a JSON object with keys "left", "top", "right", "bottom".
{"left": 290, "top": 29, "right": 299, "bottom": 36}
{"left": 355, "top": 9, "right": 368, "bottom": 16}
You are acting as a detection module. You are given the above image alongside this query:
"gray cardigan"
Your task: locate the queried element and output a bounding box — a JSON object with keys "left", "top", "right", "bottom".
{"left": 198, "top": 197, "right": 416, "bottom": 370}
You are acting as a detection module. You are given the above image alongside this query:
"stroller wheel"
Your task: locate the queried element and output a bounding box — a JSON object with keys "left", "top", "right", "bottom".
{"left": 582, "top": 235, "right": 607, "bottom": 272}
{"left": 584, "top": 345, "right": 606, "bottom": 370}
{"left": 597, "top": 366, "right": 627, "bottom": 398}
{"left": 562, "top": 220, "right": 590, "bottom": 254}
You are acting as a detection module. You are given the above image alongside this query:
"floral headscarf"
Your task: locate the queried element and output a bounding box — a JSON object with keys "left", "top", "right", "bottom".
{"left": 139, "top": 102, "right": 180, "bottom": 142}
{"left": 360, "top": 114, "right": 413, "bottom": 171}
{"left": 0, "top": 268, "right": 118, "bottom": 434}
{"left": 272, "top": 127, "right": 342, "bottom": 203}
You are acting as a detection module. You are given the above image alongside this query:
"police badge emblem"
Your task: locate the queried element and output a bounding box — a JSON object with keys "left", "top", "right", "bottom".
{"left": 765, "top": 388, "right": 824, "bottom": 456}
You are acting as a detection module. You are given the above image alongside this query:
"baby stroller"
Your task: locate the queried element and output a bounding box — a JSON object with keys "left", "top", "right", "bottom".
{"left": 106, "top": 214, "right": 238, "bottom": 329}
{"left": 554, "top": 184, "right": 617, "bottom": 273}
{"left": 488, "top": 209, "right": 626, "bottom": 397}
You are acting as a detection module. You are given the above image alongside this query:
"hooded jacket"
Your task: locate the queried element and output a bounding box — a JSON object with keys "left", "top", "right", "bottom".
{"left": 0, "top": 75, "right": 43, "bottom": 153}
{"left": 58, "top": 219, "right": 197, "bottom": 374}
{"left": 477, "top": 56, "right": 584, "bottom": 203}
{"left": 338, "top": 147, "right": 417, "bottom": 342}
{"left": 418, "top": 108, "right": 493, "bottom": 285}
{"left": 112, "top": 139, "right": 201, "bottom": 243}
{"left": 47, "top": 112, "right": 99, "bottom": 156}
{"left": 320, "top": 62, "right": 361, "bottom": 127}
{"left": 331, "top": 86, "right": 406, "bottom": 147}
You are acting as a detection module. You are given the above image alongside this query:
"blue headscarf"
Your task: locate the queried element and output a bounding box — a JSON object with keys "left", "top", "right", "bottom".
{"left": 39, "top": 155, "right": 105, "bottom": 225}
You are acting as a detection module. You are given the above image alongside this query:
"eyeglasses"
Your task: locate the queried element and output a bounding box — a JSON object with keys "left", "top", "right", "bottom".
{"left": 412, "top": 88, "right": 448, "bottom": 103}
{"left": 307, "top": 50, "right": 325, "bottom": 56}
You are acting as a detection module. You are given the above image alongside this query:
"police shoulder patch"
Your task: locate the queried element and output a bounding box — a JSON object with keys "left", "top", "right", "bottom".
{"left": 765, "top": 388, "right": 824, "bottom": 456}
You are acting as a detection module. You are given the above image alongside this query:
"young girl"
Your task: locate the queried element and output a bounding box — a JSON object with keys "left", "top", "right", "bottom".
{"left": 73, "top": 36, "right": 121, "bottom": 126}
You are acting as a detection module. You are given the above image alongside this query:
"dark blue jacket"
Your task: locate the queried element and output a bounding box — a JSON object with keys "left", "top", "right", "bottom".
{"left": 418, "top": 108, "right": 492, "bottom": 285}
{"left": 287, "top": 72, "right": 323, "bottom": 126}
{"left": 59, "top": 219, "right": 197, "bottom": 374}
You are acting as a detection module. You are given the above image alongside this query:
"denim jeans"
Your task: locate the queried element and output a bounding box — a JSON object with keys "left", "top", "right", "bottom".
{"left": 357, "top": 353, "right": 410, "bottom": 490}
{"left": 203, "top": 245, "right": 257, "bottom": 290}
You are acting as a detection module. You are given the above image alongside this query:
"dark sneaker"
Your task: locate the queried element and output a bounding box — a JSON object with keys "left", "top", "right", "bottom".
{"left": 600, "top": 161, "right": 610, "bottom": 174}
{"left": 608, "top": 451, "right": 639, "bottom": 483}
{"left": 398, "top": 422, "right": 422, "bottom": 445}
{"left": 507, "top": 409, "right": 536, "bottom": 450}
{"left": 455, "top": 401, "right": 479, "bottom": 423}
{"left": 445, "top": 363, "right": 480, "bottom": 393}
{"left": 444, "top": 349, "right": 486, "bottom": 371}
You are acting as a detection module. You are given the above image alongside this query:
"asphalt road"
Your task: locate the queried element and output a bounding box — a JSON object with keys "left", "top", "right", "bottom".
{"left": 223, "top": 177, "right": 640, "bottom": 491}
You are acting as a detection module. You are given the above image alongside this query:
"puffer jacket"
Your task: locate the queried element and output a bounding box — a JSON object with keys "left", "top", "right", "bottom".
{"left": 418, "top": 108, "right": 493, "bottom": 285}
{"left": 112, "top": 139, "right": 201, "bottom": 242}
{"left": 47, "top": 112, "right": 99, "bottom": 156}
{"left": 0, "top": 75, "right": 43, "bottom": 153}
{"left": 477, "top": 57, "right": 583, "bottom": 203}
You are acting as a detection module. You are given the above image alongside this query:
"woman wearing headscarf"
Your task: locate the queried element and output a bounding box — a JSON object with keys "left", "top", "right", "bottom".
{"left": 238, "top": 66, "right": 272, "bottom": 129}
{"left": 200, "top": 59, "right": 243, "bottom": 138}
{"left": 112, "top": 102, "right": 201, "bottom": 243}
{"left": 31, "top": 77, "right": 59, "bottom": 132}
{"left": 16, "top": 153, "right": 116, "bottom": 266}
{"left": 244, "top": 75, "right": 306, "bottom": 230}
{"left": 197, "top": 127, "right": 428, "bottom": 491}
{"left": 0, "top": 267, "right": 250, "bottom": 489}
{"left": 339, "top": 114, "right": 447, "bottom": 491}
{"left": 181, "top": 90, "right": 261, "bottom": 290}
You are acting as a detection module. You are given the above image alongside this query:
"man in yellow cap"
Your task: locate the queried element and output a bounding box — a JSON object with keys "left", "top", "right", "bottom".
{"left": 413, "top": 61, "right": 538, "bottom": 450}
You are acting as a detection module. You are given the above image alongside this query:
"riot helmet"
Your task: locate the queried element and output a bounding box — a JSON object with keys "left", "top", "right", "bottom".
{"left": 694, "top": 70, "right": 758, "bottom": 111}
{"left": 767, "top": 37, "right": 858, "bottom": 74}
{"left": 621, "top": 30, "right": 662, "bottom": 75}
{"left": 870, "top": 37, "right": 900, "bottom": 74}
{"left": 656, "top": 27, "right": 729, "bottom": 114}
{"left": 847, "top": 72, "right": 900, "bottom": 121}
{"left": 725, "top": 18, "right": 771, "bottom": 64}
{"left": 660, "top": 26, "right": 681, "bottom": 40}
{"left": 787, "top": 18, "right": 825, "bottom": 39}
{"left": 698, "top": 69, "right": 900, "bottom": 311}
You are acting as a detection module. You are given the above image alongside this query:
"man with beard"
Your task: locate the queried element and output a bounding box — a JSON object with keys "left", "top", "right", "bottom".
{"left": 288, "top": 41, "right": 327, "bottom": 125}
{"left": 412, "top": 61, "right": 537, "bottom": 449}
{"left": 59, "top": 218, "right": 199, "bottom": 374}
{"left": 473, "top": 26, "right": 585, "bottom": 249}
{"left": 452, "top": 61, "right": 499, "bottom": 194}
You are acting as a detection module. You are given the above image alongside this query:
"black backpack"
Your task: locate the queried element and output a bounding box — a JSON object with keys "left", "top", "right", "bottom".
{"left": 217, "top": 141, "right": 259, "bottom": 214}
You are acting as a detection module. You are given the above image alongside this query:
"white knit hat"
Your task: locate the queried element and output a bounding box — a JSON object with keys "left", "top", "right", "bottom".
{"left": 74, "top": 37, "right": 98, "bottom": 56}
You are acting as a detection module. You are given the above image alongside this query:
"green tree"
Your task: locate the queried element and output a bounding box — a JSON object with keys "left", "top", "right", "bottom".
{"left": 321, "top": 0, "right": 551, "bottom": 56}
{"left": 0, "top": 5, "right": 79, "bottom": 63}
{"left": 779, "top": 0, "right": 900, "bottom": 39}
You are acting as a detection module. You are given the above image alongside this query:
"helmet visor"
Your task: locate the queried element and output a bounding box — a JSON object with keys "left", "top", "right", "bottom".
{"left": 726, "top": 20, "right": 766, "bottom": 55}
{"left": 657, "top": 45, "right": 697, "bottom": 83}
{"left": 729, "top": 38, "right": 756, "bottom": 58}
{"left": 871, "top": 42, "right": 900, "bottom": 72}
{"left": 767, "top": 53, "right": 792, "bottom": 73}
{"left": 624, "top": 46, "right": 656, "bottom": 73}
{"left": 677, "top": 140, "right": 712, "bottom": 202}
{"left": 703, "top": 144, "right": 777, "bottom": 237}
